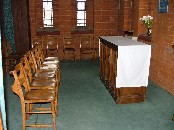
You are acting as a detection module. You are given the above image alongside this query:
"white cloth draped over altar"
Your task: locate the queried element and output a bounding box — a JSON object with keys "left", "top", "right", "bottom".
{"left": 99, "top": 36, "right": 151, "bottom": 88}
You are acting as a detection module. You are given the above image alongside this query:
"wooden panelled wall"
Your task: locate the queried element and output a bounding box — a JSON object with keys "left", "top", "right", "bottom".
{"left": 11, "top": 0, "right": 31, "bottom": 55}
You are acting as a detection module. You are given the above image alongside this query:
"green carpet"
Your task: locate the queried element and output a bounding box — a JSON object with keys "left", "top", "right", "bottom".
{"left": 4, "top": 60, "right": 174, "bottom": 130}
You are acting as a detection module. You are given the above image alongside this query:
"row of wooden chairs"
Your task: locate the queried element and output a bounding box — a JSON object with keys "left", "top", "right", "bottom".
{"left": 31, "top": 34, "right": 99, "bottom": 61}
{"left": 11, "top": 43, "right": 60, "bottom": 130}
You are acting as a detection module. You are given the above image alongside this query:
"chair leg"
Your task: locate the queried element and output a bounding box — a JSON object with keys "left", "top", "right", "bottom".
{"left": 51, "top": 101, "right": 57, "bottom": 130}
{"left": 93, "top": 51, "right": 96, "bottom": 62}
{"left": 74, "top": 53, "right": 76, "bottom": 62}
{"left": 26, "top": 103, "right": 33, "bottom": 119}
{"left": 29, "top": 104, "right": 33, "bottom": 113}
{"left": 91, "top": 51, "right": 94, "bottom": 62}
{"left": 55, "top": 89, "right": 58, "bottom": 116}
{"left": 22, "top": 103, "right": 26, "bottom": 130}
{"left": 80, "top": 52, "right": 82, "bottom": 60}
{"left": 64, "top": 51, "right": 67, "bottom": 61}
{"left": 26, "top": 103, "right": 30, "bottom": 120}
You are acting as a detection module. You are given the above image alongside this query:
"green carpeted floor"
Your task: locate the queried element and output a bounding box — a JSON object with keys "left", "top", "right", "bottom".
{"left": 4, "top": 60, "right": 174, "bottom": 130}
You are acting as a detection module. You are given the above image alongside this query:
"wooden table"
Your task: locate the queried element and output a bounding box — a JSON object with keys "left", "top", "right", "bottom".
{"left": 99, "top": 36, "right": 151, "bottom": 104}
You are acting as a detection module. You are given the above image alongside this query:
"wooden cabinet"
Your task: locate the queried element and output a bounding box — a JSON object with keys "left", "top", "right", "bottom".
{"left": 99, "top": 36, "right": 151, "bottom": 104}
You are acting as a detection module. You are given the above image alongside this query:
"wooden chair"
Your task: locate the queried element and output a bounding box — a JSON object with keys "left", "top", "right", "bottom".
{"left": 31, "top": 36, "right": 43, "bottom": 48}
{"left": 22, "top": 49, "right": 60, "bottom": 87}
{"left": 80, "top": 34, "right": 94, "bottom": 60}
{"left": 12, "top": 63, "right": 57, "bottom": 130}
{"left": 32, "top": 43, "right": 59, "bottom": 69}
{"left": 32, "top": 36, "right": 50, "bottom": 56}
{"left": 24, "top": 50, "right": 60, "bottom": 84}
{"left": 46, "top": 36, "right": 59, "bottom": 57}
{"left": 30, "top": 47, "right": 59, "bottom": 79}
{"left": 63, "top": 36, "right": 76, "bottom": 61}
{"left": 24, "top": 47, "right": 60, "bottom": 101}
{"left": 24, "top": 50, "right": 55, "bottom": 79}
{"left": 2, "top": 40, "right": 21, "bottom": 72}
{"left": 20, "top": 56, "right": 60, "bottom": 116}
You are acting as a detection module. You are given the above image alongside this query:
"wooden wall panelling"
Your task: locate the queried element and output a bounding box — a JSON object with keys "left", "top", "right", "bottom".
{"left": 11, "top": 0, "right": 31, "bottom": 55}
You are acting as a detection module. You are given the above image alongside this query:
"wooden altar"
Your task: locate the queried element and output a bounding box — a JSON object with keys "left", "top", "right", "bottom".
{"left": 99, "top": 36, "right": 151, "bottom": 104}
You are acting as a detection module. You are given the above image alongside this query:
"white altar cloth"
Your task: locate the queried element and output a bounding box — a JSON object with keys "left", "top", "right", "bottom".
{"left": 100, "top": 36, "right": 151, "bottom": 88}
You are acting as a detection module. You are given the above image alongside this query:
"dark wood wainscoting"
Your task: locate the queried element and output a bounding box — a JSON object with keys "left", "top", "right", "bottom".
{"left": 12, "top": 0, "right": 31, "bottom": 55}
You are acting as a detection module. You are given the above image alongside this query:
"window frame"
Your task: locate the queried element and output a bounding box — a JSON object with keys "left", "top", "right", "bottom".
{"left": 43, "top": 0, "right": 53, "bottom": 27}
{"left": 77, "top": 0, "right": 86, "bottom": 27}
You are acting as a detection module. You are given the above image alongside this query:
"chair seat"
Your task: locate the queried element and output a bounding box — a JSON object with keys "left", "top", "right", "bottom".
{"left": 38, "top": 64, "right": 58, "bottom": 71}
{"left": 44, "top": 57, "right": 59, "bottom": 62}
{"left": 35, "top": 67, "right": 56, "bottom": 76}
{"left": 42, "top": 61, "right": 59, "bottom": 66}
{"left": 80, "top": 48, "right": 92, "bottom": 51}
{"left": 25, "top": 89, "right": 55, "bottom": 101}
{"left": 92, "top": 48, "right": 99, "bottom": 51}
{"left": 47, "top": 48, "right": 57, "bottom": 51}
{"left": 64, "top": 48, "right": 75, "bottom": 52}
{"left": 34, "top": 72, "right": 56, "bottom": 78}
{"left": 80, "top": 48, "right": 93, "bottom": 55}
{"left": 33, "top": 77, "right": 57, "bottom": 82}
{"left": 30, "top": 79, "right": 56, "bottom": 89}
{"left": 40, "top": 63, "right": 58, "bottom": 70}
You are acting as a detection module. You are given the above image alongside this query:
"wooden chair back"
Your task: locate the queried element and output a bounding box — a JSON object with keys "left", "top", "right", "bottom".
{"left": 80, "top": 34, "right": 93, "bottom": 49}
{"left": 37, "top": 43, "right": 45, "bottom": 64}
{"left": 63, "top": 36, "right": 74, "bottom": 49}
{"left": 12, "top": 63, "right": 29, "bottom": 100}
{"left": 46, "top": 36, "right": 59, "bottom": 57}
{"left": 80, "top": 34, "right": 94, "bottom": 60}
{"left": 24, "top": 51, "right": 37, "bottom": 75}
{"left": 63, "top": 36, "right": 76, "bottom": 61}
{"left": 31, "top": 36, "right": 43, "bottom": 48}
{"left": 31, "top": 46, "right": 42, "bottom": 69}
{"left": 20, "top": 56, "right": 33, "bottom": 83}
